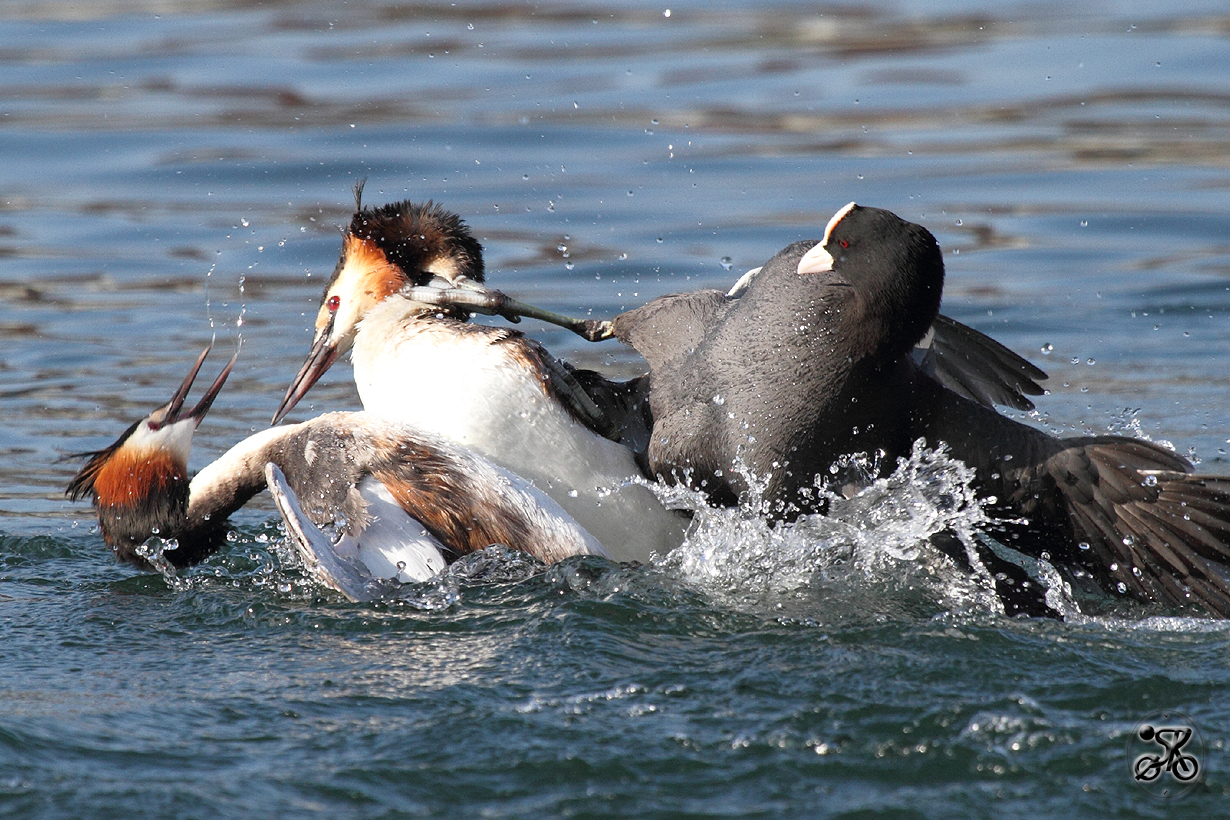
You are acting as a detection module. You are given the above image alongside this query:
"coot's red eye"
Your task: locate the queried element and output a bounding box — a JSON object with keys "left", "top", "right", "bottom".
{"left": 839, "top": 239, "right": 850, "bottom": 249}
{"left": 326, "top": 295, "right": 341, "bottom": 311}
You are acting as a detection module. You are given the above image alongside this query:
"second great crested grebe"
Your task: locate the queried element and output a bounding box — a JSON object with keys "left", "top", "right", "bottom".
{"left": 68, "top": 347, "right": 608, "bottom": 600}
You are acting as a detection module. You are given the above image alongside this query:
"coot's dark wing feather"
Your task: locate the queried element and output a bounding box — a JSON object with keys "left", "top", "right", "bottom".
{"left": 1046, "top": 438, "right": 1230, "bottom": 617}
{"left": 929, "top": 314, "right": 1047, "bottom": 410}
{"left": 610, "top": 289, "right": 731, "bottom": 373}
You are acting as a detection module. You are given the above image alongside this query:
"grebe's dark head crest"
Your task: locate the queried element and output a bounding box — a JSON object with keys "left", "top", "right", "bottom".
{"left": 272, "top": 192, "right": 484, "bottom": 425}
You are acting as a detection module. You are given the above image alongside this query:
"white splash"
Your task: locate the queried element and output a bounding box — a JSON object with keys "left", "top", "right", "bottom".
{"left": 653, "top": 441, "right": 1069, "bottom": 621}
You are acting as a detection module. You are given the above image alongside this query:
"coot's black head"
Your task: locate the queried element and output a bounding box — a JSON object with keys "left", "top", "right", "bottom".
{"left": 794, "top": 202, "right": 945, "bottom": 359}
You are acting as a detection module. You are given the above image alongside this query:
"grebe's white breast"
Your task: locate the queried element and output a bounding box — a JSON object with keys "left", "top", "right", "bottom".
{"left": 351, "top": 299, "right": 686, "bottom": 563}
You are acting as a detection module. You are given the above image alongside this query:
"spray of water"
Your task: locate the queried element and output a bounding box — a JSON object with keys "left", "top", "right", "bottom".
{"left": 653, "top": 441, "right": 1074, "bottom": 621}
{"left": 216, "top": 443, "right": 1080, "bottom": 621}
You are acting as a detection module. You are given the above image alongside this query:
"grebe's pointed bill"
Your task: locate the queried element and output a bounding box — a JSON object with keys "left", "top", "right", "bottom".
{"left": 272, "top": 316, "right": 340, "bottom": 425}
{"left": 798, "top": 201, "right": 859, "bottom": 275}
{"left": 157, "top": 344, "right": 238, "bottom": 429}
{"left": 183, "top": 347, "right": 239, "bottom": 425}
{"left": 163, "top": 344, "right": 212, "bottom": 423}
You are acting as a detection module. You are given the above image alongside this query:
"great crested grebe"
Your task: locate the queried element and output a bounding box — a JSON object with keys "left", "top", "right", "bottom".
{"left": 68, "top": 347, "right": 607, "bottom": 600}
{"left": 270, "top": 187, "right": 687, "bottom": 563}
{"left": 605, "top": 203, "right": 1230, "bottom": 616}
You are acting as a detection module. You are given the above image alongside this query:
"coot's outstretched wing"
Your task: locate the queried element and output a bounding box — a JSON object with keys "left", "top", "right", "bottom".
{"left": 1044, "top": 439, "right": 1230, "bottom": 617}
{"left": 926, "top": 314, "right": 1047, "bottom": 410}
{"left": 610, "top": 289, "right": 731, "bottom": 373}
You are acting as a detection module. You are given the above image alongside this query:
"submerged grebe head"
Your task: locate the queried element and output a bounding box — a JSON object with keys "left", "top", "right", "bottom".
{"left": 272, "top": 183, "right": 485, "bottom": 425}
{"left": 66, "top": 345, "right": 237, "bottom": 557}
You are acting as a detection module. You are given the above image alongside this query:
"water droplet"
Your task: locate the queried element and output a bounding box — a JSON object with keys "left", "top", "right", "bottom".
{"left": 1078, "top": 542, "right": 1090, "bottom": 551}
{"left": 1040, "top": 343, "right": 1053, "bottom": 355}
{"left": 720, "top": 256, "right": 733, "bottom": 270}
{"left": 712, "top": 394, "right": 725, "bottom": 405}
{"left": 568, "top": 489, "right": 579, "bottom": 498}
{"left": 1117, "top": 582, "right": 1127, "bottom": 594}
{"left": 1143, "top": 474, "right": 1158, "bottom": 487}
{"left": 1086, "top": 358, "right": 1095, "bottom": 365}
{"left": 656, "top": 236, "right": 664, "bottom": 243}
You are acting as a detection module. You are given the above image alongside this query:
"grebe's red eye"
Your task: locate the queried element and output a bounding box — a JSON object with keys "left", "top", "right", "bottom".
{"left": 326, "top": 295, "right": 341, "bottom": 312}
{"left": 839, "top": 239, "right": 850, "bottom": 249}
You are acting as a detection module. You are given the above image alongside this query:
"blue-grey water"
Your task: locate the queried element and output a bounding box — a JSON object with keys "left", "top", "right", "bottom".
{"left": 3, "top": 1, "right": 1230, "bottom": 817}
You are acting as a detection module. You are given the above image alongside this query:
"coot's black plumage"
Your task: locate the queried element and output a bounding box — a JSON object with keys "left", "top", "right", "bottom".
{"left": 613, "top": 202, "right": 1230, "bottom": 617}
{"left": 615, "top": 203, "right": 945, "bottom": 510}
